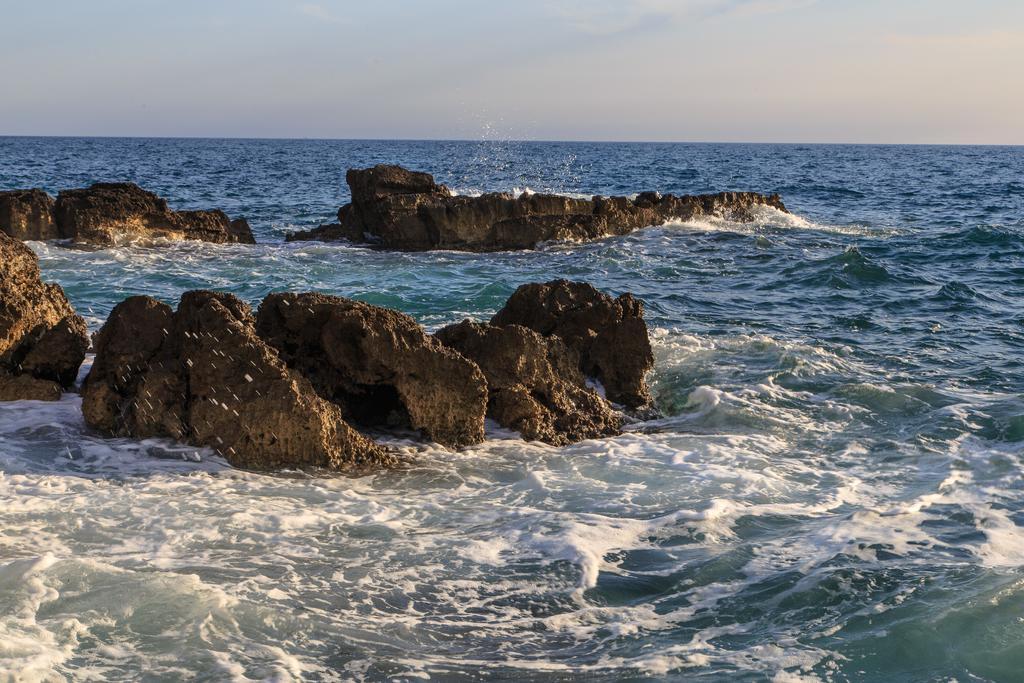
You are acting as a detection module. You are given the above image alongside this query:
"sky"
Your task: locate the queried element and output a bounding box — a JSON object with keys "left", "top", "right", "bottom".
{"left": 1, "top": 0, "right": 1022, "bottom": 143}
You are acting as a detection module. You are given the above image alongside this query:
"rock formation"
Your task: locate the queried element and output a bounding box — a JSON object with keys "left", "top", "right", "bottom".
{"left": 435, "top": 320, "right": 621, "bottom": 445}
{"left": 0, "top": 183, "right": 255, "bottom": 245}
{"left": 53, "top": 183, "right": 255, "bottom": 245}
{"left": 491, "top": 280, "right": 655, "bottom": 408}
{"left": 286, "top": 164, "right": 788, "bottom": 251}
{"left": 0, "top": 189, "right": 59, "bottom": 240}
{"left": 0, "top": 232, "right": 89, "bottom": 400}
{"left": 81, "top": 292, "right": 394, "bottom": 473}
{"left": 255, "top": 292, "right": 487, "bottom": 448}
{"left": 80, "top": 280, "right": 654, "bottom": 468}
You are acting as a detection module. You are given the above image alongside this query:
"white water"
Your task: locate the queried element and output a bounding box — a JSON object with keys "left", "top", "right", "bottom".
{"left": 3, "top": 328, "right": 1023, "bottom": 681}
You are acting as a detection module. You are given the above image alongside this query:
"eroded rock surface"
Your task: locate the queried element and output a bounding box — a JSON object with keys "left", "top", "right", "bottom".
{"left": 0, "top": 189, "right": 59, "bottom": 240}
{"left": 53, "top": 183, "right": 255, "bottom": 245}
{"left": 256, "top": 292, "right": 487, "bottom": 447}
{"left": 1, "top": 183, "right": 254, "bottom": 245}
{"left": 436, "top": 320, "right": 621, "bottom": 445}
{"left": 492, "top": 280, "right": 654, "bottom": 408}
{"left": 81, "top": 291, "right": 393, "bottom": 472}
{"left": 0, "top": 232, "right": 89, "bottom": 400}
{"left": 81, "top": 280, "right": 654, "bottom": 467}
{"left": 287, "top": 164, "right": 787, "bottom": 251}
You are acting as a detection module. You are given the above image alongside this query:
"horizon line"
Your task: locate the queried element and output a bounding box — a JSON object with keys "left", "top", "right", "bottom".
{"left": 1, "top": 134, "right": 1022, "bottom": 148}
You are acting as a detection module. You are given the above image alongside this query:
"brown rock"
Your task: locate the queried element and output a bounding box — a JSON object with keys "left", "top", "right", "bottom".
{"left": 80, "top": 295, "right": 179, "bottom": 436}
{"left": 53, "top": 183, "right": 255, "bottom": 245}
{"left": 288, "top": 164, "right": 788, "bottom": 251}
{"left": 0, "top": 189, "right": 59, "bottom": 240}
{"left": 81, "top": 291, "right": 394, "bottom": 473}
{"left": 435, "top": 320, "right": 621, "bottom": 445}
{"left": 0, "top": 374, "right": 62, "bottom": 401}
{"left": 256, "top": 292, "right": 487, "bottom": 448}
{"left": 20, "top": 316, "right": 91, "bottom": 388}
{"left": 492, "top": 280, "right": 654, "bottom": 408}
{"left": 0, "top": 232, "right": 88, "bottom": 400}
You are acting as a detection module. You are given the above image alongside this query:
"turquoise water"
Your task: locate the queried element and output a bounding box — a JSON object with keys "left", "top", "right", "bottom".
{"left": 1, "top": 138, "right": 1023, "bottom": 681}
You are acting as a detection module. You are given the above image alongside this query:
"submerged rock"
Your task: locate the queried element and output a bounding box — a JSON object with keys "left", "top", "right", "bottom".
{"left": 256, "top": 292, "right": 487, "bottom": 448}
{"left": 1, "top": 183, "right": 254, "bottom": 245}
{"left": 492, "top": 280, "right": 655, "bottom": 408}
{"left": 0, "top": 189, "right": 59, "bottom": 240}
{"left": 53, "top": 183, "right": 255, "bottom": 245}
{"left": 81, "top": 291, "right": 393, "bottom": 473}
{"left": 0, "top": 232, "right": 89, "bottom": 400}
{"left": 287, "top": 164, "right": 787, "bottom": 251}
{"left": 436, "top": 320, "right": 621, "bottom": 445}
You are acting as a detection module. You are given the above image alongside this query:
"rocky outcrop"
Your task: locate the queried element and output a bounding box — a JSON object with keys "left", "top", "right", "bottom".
{"left": 81, "top": 292, "right": 394, "bottom": 473}
{"left": 81, "top": 280, "right": 654, "bottom": 467}
{"left": 492, "top": 280, "right": 654, "bottom": 408}
{"left": 287, "top": 164, "right": 788, "bottom": 251}
{"left": 0, "top": 189, "right": 59, "bottom": 240}
{"left": 1, "top": 183, "right": 254, "bottom": 245}
{"left": 53, "top": 183, "right": 255, "bottom": 245}
{"left": 0, "top": 233, "right": 89, "bottom": 400}
{"left": 436, "top": 320, "right": 621, "bottom": 445}
{"left": 256, "top": 292, "right": 487, "bottom": 447}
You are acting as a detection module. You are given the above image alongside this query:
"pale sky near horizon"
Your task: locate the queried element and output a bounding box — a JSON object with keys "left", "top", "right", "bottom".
{"left": 1, "top": 0, "right": 1022, "bottom": 144}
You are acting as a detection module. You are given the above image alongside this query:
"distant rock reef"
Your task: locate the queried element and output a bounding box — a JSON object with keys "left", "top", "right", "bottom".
{"left": 0, "top": 183, "right": 254, "bottom": 245}
{"left": 287, "top": 164, "right": 787, "bottom": 251}
{"left": 2, "top": 164, "right": 785, "bottom": 251}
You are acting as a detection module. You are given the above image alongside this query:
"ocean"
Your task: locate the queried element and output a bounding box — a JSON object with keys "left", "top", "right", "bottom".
{"left": 1, "top": 137, "right": 1023, "bottom": 681}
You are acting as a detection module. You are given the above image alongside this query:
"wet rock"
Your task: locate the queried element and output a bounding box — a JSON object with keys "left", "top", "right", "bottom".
{"left": 491, "top": 280, "right": 654, "bottom": 408}
{"left": 256, "top": 292, "right": 487, "bottom": 448}
{"left": 0, "top": 232, "right": 89, "bottom": 400}
{"left": 287, "top": 164, "right": 787, "bottom": 251}
{"left": 81, "top": 291, "right": 394, "bottom": 472}
{"left": 0, "top": 189, "right": 59, "bottom": 240}
{"left": 52, "top": 183, "right": 255, "bottom": 245}
{"left": 436, "top": 320, "right": 621, "bottom": 445}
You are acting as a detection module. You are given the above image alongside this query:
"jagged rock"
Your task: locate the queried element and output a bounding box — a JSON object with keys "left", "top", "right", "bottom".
{"left": 0, "top": 189, "right": 59, "bottom": 240}
{"left": 81, "top": 291, "right": 394, "bottom": 472}
{"left": 256, "top": 292, "right": 487, "bottom": 448}
{"left": 435, "top": 320, "right": 621, "bottom": 445}
{"left": 287, "top": 164, "right": 788, "bottom": 251}
{"left": 52, "top": 183, "right": 255, "bottom": 245}
{"left": 492, "top": 280, "right": 654, "bottom": 408}
{"left": 0, "top": 232, "right": 88, "bottom": 400}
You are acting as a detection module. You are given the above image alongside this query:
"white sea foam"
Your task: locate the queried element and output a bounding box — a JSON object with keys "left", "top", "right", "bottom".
{"left": 1, "top": 322, "right": 1022, "bottom": 679}
{"left": 659, "top": 204, "right": 900, "bottom": 238}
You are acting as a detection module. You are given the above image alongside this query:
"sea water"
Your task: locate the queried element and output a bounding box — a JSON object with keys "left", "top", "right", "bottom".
{"left": 1, "top": 138, "right": 1023, "bottom": 681}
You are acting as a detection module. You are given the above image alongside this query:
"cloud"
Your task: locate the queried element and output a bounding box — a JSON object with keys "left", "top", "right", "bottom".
{"left": 298, "top": 3, "right": 346, "bottom": 25}
{"left": 550, "top": 0, "right": 817, "bottom": 35}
